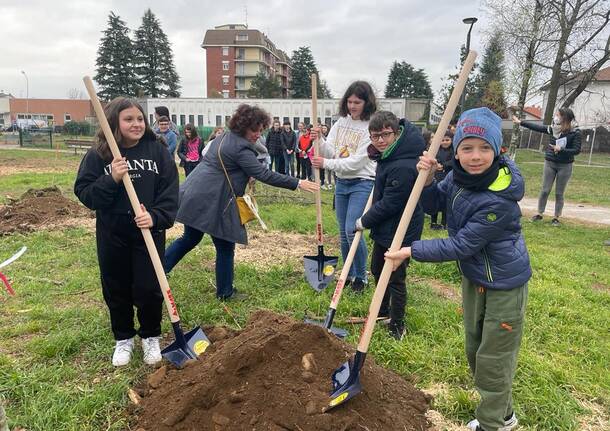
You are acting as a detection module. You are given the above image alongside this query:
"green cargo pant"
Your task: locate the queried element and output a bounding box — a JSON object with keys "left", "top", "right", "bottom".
{"left": 462, "top": 277, "right": 528, "bottom": 431}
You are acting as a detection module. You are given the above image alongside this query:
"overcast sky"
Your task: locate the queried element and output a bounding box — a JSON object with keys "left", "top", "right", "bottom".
{"left": 1, "top": 0, "right": 485, "bottom": 100}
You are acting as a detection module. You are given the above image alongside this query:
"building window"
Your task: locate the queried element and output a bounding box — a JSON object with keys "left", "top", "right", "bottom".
{"left": 236, "top": 34, "right": 248, "bottom": 41}
{"left": 225, "top": 115, "right": 231, "bottom": 125}
{"left": 236, "top": 48, "right": 245, "bottom": 60}
{"left": 64, "top": 114, "right": 71, "bottom": 122}
{"left": 304, "top": 117, "right": 310, "bottom": 126}
{"left": 222, "top": 90, "right": 230, "bottom": 99}
{"left": 150, "top": 114, "right": 154, "bottom": 124}
{"left": 236, "top": 63, "right": 245, "bottom": 75}
{"left": 189, "top": 115, "right": 195, "bottom": 125}
{"left": 222, "top": 46, "right": 229, "bottom": 56}
{"left": 222, "top": 61, "right": 229, "bottom": 71}
{"left": 293, "top": 117, "right": 300, "bottom": 130}
{"left": 216, "top": 115, "right": 222, "bottom": 126}
{"left": 283, "top": 117, "right": 289, "bottom": 124}
{"left": 197, "top": 115, "right": 204, "bottom": 126}
{"left": 325, "top": 117, "right": 332, "bottom": 127}
{"left": 171, "top": 114, "right": 177, "bottom": 124}
{"left": 179, "top": 114, "right": 186, "bottom": 126}
{"left": 222, "top": 75, "right": 229, "bottom": 85}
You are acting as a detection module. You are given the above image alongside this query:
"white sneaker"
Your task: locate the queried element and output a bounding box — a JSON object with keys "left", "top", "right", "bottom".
{"left": 112, "top": 337, "right": 134, "bottom": 367}
{"left": 466, "top": 412, "right": 518, "bottom": 431}
{"left": 141, "top": 336, "right": 162, "bottom": 365}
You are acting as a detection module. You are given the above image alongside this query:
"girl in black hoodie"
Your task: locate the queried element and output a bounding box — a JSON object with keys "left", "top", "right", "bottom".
{"left": 74, "top": 97, "right": 178, "bottom": 367}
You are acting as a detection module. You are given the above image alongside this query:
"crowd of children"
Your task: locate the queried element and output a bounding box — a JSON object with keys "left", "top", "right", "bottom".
{"left": 72, "top": 71, "right": 589, "bottom": 429}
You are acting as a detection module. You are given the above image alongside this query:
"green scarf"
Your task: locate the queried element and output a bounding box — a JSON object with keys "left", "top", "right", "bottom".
{"left": 381, "top": 126, "right": 404, "bottom": 160}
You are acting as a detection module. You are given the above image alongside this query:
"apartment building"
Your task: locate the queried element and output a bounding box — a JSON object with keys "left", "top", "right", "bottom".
{"left": 201, "top": 24, "right": 292, "bottom": 99}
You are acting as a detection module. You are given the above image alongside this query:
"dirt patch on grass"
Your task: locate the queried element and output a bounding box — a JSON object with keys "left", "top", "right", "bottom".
{"left": 133, "top": 310, "right": 430, "bottom": 430}
{"left": 0, "top": 187, "right": 93, "bottom": 236}
{"left": 591, "top": 283, "right": 610, "bottom": 294}
{"left": 0, "top": 154, "right": 81, "bottom": 176}
{"left": 414, "top": 277, "right": 461, "bottom": 302}
{"left": 574, "top": 393, "right": 610, "bottom": 431}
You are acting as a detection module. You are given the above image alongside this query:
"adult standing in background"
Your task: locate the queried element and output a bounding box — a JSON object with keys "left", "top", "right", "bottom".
{"left": 513, "top": 108, "right": 581, "bottom": 226}
{"left": 311, "top": 81, "right": 377, "bottom": 293}
{"left": 281, "top": 121, "right": 297, "bottom": 176}
{"left": 266, "top": 120, "right": 284, "bottom": 173}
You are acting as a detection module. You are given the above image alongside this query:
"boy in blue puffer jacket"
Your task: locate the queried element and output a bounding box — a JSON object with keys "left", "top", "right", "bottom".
{"left": 385, "top": 107, "right": 531, "bottom": 431}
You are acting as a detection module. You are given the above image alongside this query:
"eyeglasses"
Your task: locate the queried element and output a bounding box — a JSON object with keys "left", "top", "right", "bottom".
{"left": 369, "top": 131, "right": 395, "bottom": 141}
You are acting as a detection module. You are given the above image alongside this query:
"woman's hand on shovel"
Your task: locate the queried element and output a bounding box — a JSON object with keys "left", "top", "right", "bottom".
{"left": 134, "top": 204, "right": 153, "bottom": 228}
{"left": 298, "top": 180, "right": 319, "bottom": 193}
{"left": 384, "top": 247, "right": 411, "bottom": 271}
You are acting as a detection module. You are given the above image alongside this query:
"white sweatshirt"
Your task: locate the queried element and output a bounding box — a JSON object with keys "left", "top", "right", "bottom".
{"left": 319, "top": 115, "right": 376, "bottom": 180}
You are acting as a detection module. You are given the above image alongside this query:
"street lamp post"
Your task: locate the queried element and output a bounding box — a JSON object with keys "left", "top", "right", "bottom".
{"left": 459, "top": 17, "right": 477, "bottom": 115}
{"left": 20, "top": 70, "right": 29, "bottom": 120}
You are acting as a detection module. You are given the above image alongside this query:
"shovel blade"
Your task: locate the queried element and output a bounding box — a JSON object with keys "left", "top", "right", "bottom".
{"left": 328, "top": 351, "right": 366, "bottom": 409}
{"left": 161, "top": 325, "right": 210, "bottom": 368}
{"left": 303, "top": 317, "right": 348, "bottom": 339}
{"left": 303, "top": 255, "right": 338, "bottom": 292}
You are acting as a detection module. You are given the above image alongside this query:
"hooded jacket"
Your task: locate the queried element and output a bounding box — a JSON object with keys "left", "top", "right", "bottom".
{"left": 412, "top": 157, "right": 532, "bottom": 290}
{"left": 360, "top": 119, "right": 426, "bottom": 248}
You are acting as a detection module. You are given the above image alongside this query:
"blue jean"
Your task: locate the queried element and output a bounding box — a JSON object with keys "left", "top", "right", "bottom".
{"left": 334, "top": 178, "right": 374, "bottom": 281}
{"left": 283, "top": 152, "right": 295, "bottom": 176}
{"left": 164, "top": 225, "right": 235, "bottom": 298}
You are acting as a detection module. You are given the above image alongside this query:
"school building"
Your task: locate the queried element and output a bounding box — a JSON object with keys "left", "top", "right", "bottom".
{"left": 201, "top": 24, "right": 292, "bottom": 99}
{"left": 0, "top": 93, "right": 95, "bottom": 128}
{"left": 138, "top": 97, "right": 431, "bottom": 130}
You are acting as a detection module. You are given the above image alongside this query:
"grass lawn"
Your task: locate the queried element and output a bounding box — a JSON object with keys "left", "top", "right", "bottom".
{"left": 0, "top": 148, "right": 609, "bottom": 430}
{"left": 514, "top": 149, "right": 610, "bottom": 207}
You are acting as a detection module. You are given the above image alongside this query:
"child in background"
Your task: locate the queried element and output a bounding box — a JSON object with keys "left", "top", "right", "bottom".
{"left": 74, "top": 97, "right": 179, "bottom": 367}
{"left": 298, "top": 125, "right": 314, "bottom": 180}
{"left": 157, "top": 116, "right": 178, "bottom": 158}
{"left": 177, "top": 123, "right": 204, "bottom": 177}
{"left": 385, "top": 107, "right": 531, "bottom": 431}
{"left": 430, "top": 129, "right": 454, "bottom": 230}
{"left": 354, "top": 111, "right": 426, "bottom": 338}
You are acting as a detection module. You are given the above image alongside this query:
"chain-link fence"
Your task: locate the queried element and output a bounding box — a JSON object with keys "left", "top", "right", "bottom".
{"left": 509, "top": 124, "right": 610, "bottom": 166}
{"left": 18, "top": 128, "right": 53, "bottom": 148}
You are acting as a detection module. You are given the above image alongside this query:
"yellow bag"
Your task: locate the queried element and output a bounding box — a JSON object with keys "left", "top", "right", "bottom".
{"left": 236, "top": 196, "right": 256, "bottom": 225}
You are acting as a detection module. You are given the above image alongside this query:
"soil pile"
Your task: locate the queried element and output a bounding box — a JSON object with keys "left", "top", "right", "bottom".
{"left": 134, "top": 310, "right": 430, "bottom": 431}
{"left": 0, "top": 186, "right": 92, "bottom": 235}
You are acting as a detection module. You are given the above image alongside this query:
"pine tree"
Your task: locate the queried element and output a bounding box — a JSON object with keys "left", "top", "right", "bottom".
{"left": 289, "top": 46, "right": 330, "bottom": 98}
{"left": 133, "top": 9, "right": 181, "bottom": 98}
{"left": 473, "top": 32, "right": 507, "bottom": 117}
{"left": 94, "top": 12, "right": 136, "bottom": 100}
{"left": 248, "top": 71, "right": 282, "bottom": 98}
{"left": 384, "top": 61, "right": 433, "bottom": 99}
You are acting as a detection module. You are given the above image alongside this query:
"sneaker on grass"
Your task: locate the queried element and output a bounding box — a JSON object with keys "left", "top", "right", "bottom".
{"left": 531, "top": 214, "right": 543, "bottom": 222}
{"left": 142, "top": 336, "right": 162, "bottom": 365}
{"left": 466, "top": 412, "right": 518, "bottom": 431}
{"left": 112, "top": 337, "right": 134, "bottom": 367}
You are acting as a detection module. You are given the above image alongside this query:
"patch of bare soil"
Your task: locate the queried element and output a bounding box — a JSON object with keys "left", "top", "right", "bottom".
{"left": 591, "top": 283, "right": 610, "bottom": 294}
{"left": 0, "top": 187, "right": 93, "bottom": 235}
{"left": 413, "top": 277, "right": 461, "bottom": 302}
{"left": 0, "top": 154, "right": 81, "bottom": 176}
{"left": 133, "top": 310, "right": 431, "bottom": 430}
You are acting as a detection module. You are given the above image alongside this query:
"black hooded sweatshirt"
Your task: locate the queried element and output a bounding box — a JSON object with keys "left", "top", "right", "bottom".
{"left": 361, "top": 118, "right": 427, "bottom": 248}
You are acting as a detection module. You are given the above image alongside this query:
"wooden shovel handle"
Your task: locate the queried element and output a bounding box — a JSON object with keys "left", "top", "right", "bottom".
{"left": 83, "top": 77, "right": 181, "bottom": 324}
{"left": 356, "top": 51, "right": 478, "bottom": 353}
{"left": 311, "top": 74, "right": 324, "bottom": 245}
{"left": 329, "top": 189, "right": 374, "bottom": 309}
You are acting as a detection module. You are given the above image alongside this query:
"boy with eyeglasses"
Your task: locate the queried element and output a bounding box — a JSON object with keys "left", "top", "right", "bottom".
{"left": 353, "top": 110, "right": 426, "bottom": 339}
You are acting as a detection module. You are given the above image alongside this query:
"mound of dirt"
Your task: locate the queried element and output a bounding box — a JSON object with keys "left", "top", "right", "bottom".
{"left": 0, "top": 186, "right": 92, "bottom": 235}
{"left": 133, "top": 310, "right": 430, "bottom": 431}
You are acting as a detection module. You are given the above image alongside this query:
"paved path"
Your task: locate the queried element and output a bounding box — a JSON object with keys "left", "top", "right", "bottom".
{"left": 519, "top": 197, "right": 610, "bottom": 225}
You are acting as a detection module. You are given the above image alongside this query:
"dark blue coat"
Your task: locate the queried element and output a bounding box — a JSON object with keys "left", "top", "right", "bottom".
{"left": 411, "top": 157, "right": 532, "bottom": 290}
{"left": 361, "top": 118, "right": 426, "bottom": 248}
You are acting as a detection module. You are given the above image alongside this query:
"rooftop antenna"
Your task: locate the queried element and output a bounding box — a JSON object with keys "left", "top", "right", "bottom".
{"left": 244, "top": 3, "right": 248, "bottom": 28}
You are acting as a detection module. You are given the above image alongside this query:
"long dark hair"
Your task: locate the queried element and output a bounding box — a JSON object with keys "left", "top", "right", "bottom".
{"left": 95, "top": 97, "right": 157, "bottom": 161}
{"left": 338, "top": 81, "right": 377, "bottom": 121}
{"left": 183, "top": 123, "right": 198, "bottom": 140}
{"left": 558, "top": 107, "right": 576, "bottom": 132}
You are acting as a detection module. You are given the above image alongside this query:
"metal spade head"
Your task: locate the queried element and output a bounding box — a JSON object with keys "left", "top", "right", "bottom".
{"left": 303, "top": 317, "right": 349, "bottom": 338}
{"left": 161, "top": 325, "right": 210, "bottom": 368}
{"left": 303, "top": 254, "right": 338, "bottom": 292}
{"left": 328, "top": 351, "right": 366, "bottom": 409}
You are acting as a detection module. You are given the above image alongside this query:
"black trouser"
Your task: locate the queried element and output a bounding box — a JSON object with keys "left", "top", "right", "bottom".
{"left": 96, "top": 215, "right": 164, "bottom": 340}
{"left": 431, "top": 209, "right": 447, "bottom": 226}
{"left": 370, "top": 241, "right": 408, "bottom": 323}
{"left": 301, "top": 158, "right": 312, "bottom": 180}
{"left": 184, "top": 161, "right": 199, "bottom": 177}
{"left": 296, "top": 156, "right": 302, "bottom": 178}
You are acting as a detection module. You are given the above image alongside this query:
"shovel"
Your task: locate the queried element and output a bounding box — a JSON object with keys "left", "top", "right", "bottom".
{"left": 305, "top": 189, "right": 374, "bottom": 338}
{"left": 0, "top": 246, "right": 27, "bottom": 296}
{"left": 328, "top": 51, "right": 478, "bottom": 410}
{"left": 304, "top": 73, "right": 338, "bottom": 291}
{"left": 83, "top": 77, "right": 210, "bottom": 368}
